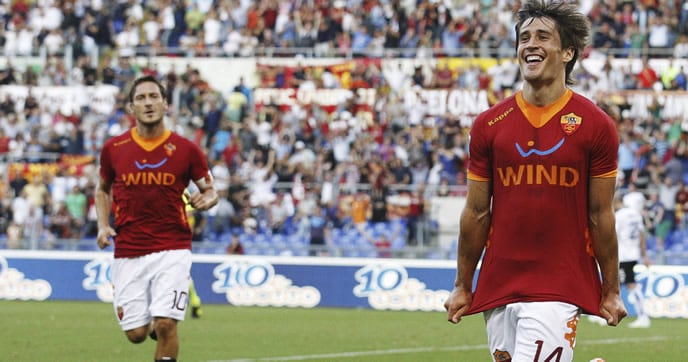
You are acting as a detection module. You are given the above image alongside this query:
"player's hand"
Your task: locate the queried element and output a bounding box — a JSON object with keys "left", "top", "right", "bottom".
{"left": 444, "top": 287, "right": 473, "bottom": 324}
{"left": 187, "top": 191, "right": 217, "bottom": 211}
{"left": 598, "top": 293, "right": 627, "bottom": 326}
{"left": 97, "top": 226, "right": 117, "bottom": 249}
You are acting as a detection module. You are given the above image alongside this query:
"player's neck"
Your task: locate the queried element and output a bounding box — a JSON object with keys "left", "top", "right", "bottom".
{"left": 135, "top": 122, "right": 166, "bottom": 139}
{"left": 521, "top": 82, "right": 568, "bottom": 107}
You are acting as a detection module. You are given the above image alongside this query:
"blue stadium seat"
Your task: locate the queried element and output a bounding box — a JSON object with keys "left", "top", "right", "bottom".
{"left": 390, "top": 236, "right": 406, "bottom": 250}
{"left": 271, "top": 234, "right": 287, "bottom": 246}
{"left": 333, "top": 234, "right": 352, "bottom": 246}
{"left": 646, "top": 235, "right": 658, "bottom": 251}
{"left": 287, "top": 234, "right": 308, "bottom": 247}
{"left": 77, "top": 243, "right": 99, "bottom": 251}
{"left": 665, "top": 252, "right": 688, "bottom": 265}
{"left": 292, "top": 247, "right": 309, "bottom": 256}
{"left": 343, "top": 249, "right": 360, "bottom": 258}
{"left": 239, "top": 233, "right": 255, "bottom": 246}
{"left": 219, "top": 232, "right": 234, "bottom": 243}
{"left": 426, "top": 250, "right": 444, "bottom": 260}
{"left": 243, "top": 246, "right": 260, "bottom": 255}
{"left": 254, "top": 233, "right": 269, "bottom": 245}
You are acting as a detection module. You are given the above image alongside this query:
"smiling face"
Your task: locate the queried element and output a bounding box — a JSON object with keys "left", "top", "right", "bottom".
{"left": 129, "top": 81, "right": 167, "bottom": 127}
{"left": 517, "top": 16, "right": 573, "bottom": 89}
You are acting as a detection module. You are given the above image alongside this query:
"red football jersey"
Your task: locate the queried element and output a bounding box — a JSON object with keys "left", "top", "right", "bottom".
{"left": 99, "top": 128, "right": 211, "bottom": 258}
{"left": 466, "top": 90, "right": 619, "bottom": 316}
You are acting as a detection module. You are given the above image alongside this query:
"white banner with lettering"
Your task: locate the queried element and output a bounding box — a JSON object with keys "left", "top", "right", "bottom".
{"left": 0, "top": 84, "right": 120, "bottom": 115}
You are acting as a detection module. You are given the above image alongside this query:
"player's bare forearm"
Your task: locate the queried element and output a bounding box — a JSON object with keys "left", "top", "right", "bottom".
{"left": 444, "top": 179, "right": 491, "bottom": 324}
{"left": 444, "top": 208, "right": 489, "bottom": 324}
{"left": 456, "top": 206, "right": 490, "bottom": 290}
{"left": 455, "top": 179, "right": 492, "bottom": 289}
{"left": 588, "top": 177, "right": 621, "bottom": 295}
{"left": 95, "top": 184, "right": 112, "bottom": 229}
{"left": 589, "top": 209, "right": 621, "bottom": 295}
{"left": 94, "top": 183, "right": 115, "bottom": 249}
{"left": 588, "top": 177, "right": 626, "bottom": 325}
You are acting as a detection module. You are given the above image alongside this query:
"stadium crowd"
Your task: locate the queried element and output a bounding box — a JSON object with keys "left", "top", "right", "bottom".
{"left": 0, "top": 0, "right": 687, "bottom": 59}
{"left": 1, "top": 0, "right": 688, "bottom": 260}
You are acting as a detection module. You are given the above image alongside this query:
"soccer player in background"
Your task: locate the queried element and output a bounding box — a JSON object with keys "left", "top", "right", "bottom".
{"left": 183, "top": 189, "right": 204, "bottom": 319}
{"left": 96, "top": 75, "right": 218, "bottom": 362}
{"left": 443, "top": 1, "right": 627, "bottom": 361}
{"left": 617, "top": 193, "right": 652, "bottom": 328}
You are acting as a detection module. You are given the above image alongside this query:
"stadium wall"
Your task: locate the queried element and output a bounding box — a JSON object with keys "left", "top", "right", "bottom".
{"left": 1, "top": 250, "right": 686, "bottom": 319}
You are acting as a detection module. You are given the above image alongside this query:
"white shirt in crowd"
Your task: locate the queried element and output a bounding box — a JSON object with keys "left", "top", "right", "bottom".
{"left": 616, "top": 204, "right": 645, "bottom": 263}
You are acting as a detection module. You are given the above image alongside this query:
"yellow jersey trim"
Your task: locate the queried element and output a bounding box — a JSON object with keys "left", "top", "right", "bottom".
{"left": 516, "top": 89, "right": 573, "bottom": 128}
{"left": 131, "top": 128, "right": 172, "bottom": 152}
{"left": 592, "top": 170, "right": 617, "bottom": 178}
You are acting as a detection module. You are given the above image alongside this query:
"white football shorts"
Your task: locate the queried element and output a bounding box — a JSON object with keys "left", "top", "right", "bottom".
{"left": 111, "top": 249, "right": 192, "bottom": 331}
{"left": 484, "top": 301, "right": 581, "bottom": 362}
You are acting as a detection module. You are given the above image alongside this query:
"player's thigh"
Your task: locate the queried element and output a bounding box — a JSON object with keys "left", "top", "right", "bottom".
{"left": 112, "top": 256, "right": 152, "bottom": 330}
{"left": 513, "top": 302, "right": 580, "bottom": 362}
{"left": 149, "top": 249, "right": 192, "bottom": 320}
{"left": 484, "top": 306, "right": 517, "bottom": 361}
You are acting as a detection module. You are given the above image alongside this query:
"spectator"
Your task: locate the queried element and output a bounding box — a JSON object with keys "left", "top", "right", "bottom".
{"left": 226, "top": 232, "right": 244, "bottom": 254}
{"left": 43, "top": 28, "right": 65, "bottom": 55}
{"left": 202, "top": 97, "right": 223, "bottom": 148}
{"left": 64, "top": 185, "right": 87, "bottom": 236}
{"left": 22, "top": 174, "right": 49, "bottom": 210}
{"left": 223, "top": 25, "right": 242, "bottom": 56}
{"left": 48, "top": 201, "right": 77, "bottom": 239}
{"left": 10, "top": 189, "right": 31, "bottom": 243}
{"left": 288, "top": 140, "right": 316, "bottom": 171}
{"left": 141, "top": 9, "right": 159, "bottom": 47}
{"left": 0, "top": 128, "right": 10, "bottom": 154}
{"left": 305, "top": 204, "right": 329, "bottom": 256}
{"left": 647, "top": 15, "right": 672, "bottom": 51}
{"left": 636, "top": 57, "right": 659, "bottom": 89}
{"left": 618, "top": 132, "right": 639, "bottom": 188}
{"left": 646, "top": 190, "right": 670, "bottom": 250}
{"left": 206, "top": 189, "right": 238, "bottom": 238}
{"left": 226, "top": 85, "right": 247, "bottom": 124}
{"left": 268, "top": 191, "right": 295, "bottom": 234}
{"left": 115, "top": 19, "right": 139, "bottom": 58}
{"left": 350, "top": 25, "right": 372, "bottom": 57}
{"left": 399, "top": 27, "right": 419, "bottom": 58}
{"left": 238, "top": 27, "right": 259, "bottom": 57}
{"left": 203, "top": 8, "right": 223, "bottom": 51}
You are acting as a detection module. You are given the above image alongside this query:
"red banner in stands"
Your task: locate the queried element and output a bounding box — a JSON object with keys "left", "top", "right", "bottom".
{"left": 8, "top": 155, "right": 96, "bottom": 181}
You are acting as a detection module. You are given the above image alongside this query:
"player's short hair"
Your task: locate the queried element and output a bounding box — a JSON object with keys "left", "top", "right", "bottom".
{"left": 128, "top": 75, "right": 167, "bottom": 102}
{"left": 514, "top": 0, "right": 591, "bottom": 85}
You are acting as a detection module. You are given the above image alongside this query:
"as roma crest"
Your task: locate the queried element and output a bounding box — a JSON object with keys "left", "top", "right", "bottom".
{"left": 493, "top": 349, "right": 512, "bottom": 361}
{"left": 560, "top": 112, "right": 582, "bottom": 135}
{"left": 164, "top": 142, "right": 176, "bottom": 157}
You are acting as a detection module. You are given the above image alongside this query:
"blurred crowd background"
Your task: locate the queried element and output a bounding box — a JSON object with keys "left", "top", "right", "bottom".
{"left": 1, "top": 0, "right": 688, "bottom": 263}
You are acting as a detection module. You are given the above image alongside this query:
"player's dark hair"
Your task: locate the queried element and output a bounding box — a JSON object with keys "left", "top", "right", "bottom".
{"left": 514, "top": 0, "right": 590, "bottom": 85}
{"left": 128, "top": 75, "right": 167, "bottom": 102}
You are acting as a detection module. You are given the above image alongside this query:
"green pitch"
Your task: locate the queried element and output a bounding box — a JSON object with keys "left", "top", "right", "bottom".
{"left": 0, "top": 300, "right": 684, "bottom": 361}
